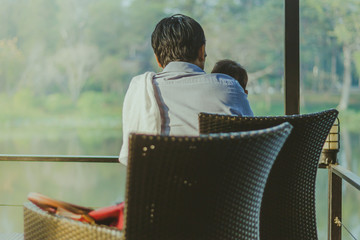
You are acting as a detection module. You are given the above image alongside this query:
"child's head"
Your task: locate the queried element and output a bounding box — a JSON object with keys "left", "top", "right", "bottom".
{"left": 211, "top": 59, "right": 248, "bottom": 94}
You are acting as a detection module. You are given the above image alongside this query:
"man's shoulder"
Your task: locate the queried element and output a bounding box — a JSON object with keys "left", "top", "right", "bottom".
{"left": 155, "top": 72, "right": 237, "bottom": 83}
{"left": 129, "top": 72, "right": 156, "bottom": 84}
{"left": 132, "top": 71, "right": 157, "bottom": 79}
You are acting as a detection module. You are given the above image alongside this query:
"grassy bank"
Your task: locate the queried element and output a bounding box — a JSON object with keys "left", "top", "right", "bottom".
{"left": 0, "top": 91, "right": 359, "bottom": 132}
{"left": 249, "top": 92, "right": 360, "bottom": 132}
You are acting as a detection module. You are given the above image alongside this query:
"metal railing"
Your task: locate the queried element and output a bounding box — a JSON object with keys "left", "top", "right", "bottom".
{"left": 326, "top": 164, "right": 360, "bottom": 240}
{"left": 0, "top": 155, "right": 122, "bottom": 237}
{"left": 1, "top": 152, "right": 359, "bottom": 240}
{"left": 0, "top": 154, "right": 119, "bottom": 163}
{"left": 320, "top": 124, "right": 360, "bottom": 240}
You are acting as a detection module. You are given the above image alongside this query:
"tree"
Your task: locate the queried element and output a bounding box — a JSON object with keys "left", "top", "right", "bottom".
{"left": 302, "top": 0, "right": 360, "bottom": 109}
{"left": 203, "top": 0, "right": 284, "bottom": 95}
{"left": 0, "top": 38, "right": 25, "bottom": 95}
{"left": 332, "top": 1, "right": 360, "bottom": 110}
{"left": 53, "top": 44, "right": 99, "bottom": 102}
{"left": 300, "top": 0, "right": 338, "bottom": 92}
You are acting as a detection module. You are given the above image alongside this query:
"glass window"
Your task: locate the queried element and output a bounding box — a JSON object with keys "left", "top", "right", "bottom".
{"left": 300, "top": 0, "right": 360, "bottom": 238}
{"left": 0, "top": 0, "right": 284, "bottom": 232}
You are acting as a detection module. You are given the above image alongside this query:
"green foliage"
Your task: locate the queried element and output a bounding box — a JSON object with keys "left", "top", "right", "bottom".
{"left": 77, "top": 91, "right": 108, "bottom": 115}
{"left": 43, "top": 93, "right": 75, "bottom": 114}
{"left": 77, "top": 91, "right": 122, "bottom": 116}
{"left": 2, "top": 0, "right": 359, "bottom": 99}
{"left": 0, "top": 38, "right": 25, "bottom": 94}
{"left": 86, "top": 1, "right": 127, "bottom": 58}
{"left": 338, "top": 109, "right": 360, "bottom": 133}
{"left": 14, "top": 0, "right": 59, "bottom": 54}
{"left": 11, "top": 89, "right": 42, "bottom": 116}
{"left": 0, "top": 90, "right": 122, "bottom": 123}
{"left": 353, "top": 51, "right": 360, "bottom": 78}
{"left": 1, "top": 0, "right": 360, "bottom": 142}
{"left": 89, "top": 56, "right": 129, "bottom": 94}
{"left": 248, "top": 94, "right": 284, "bottom": 116}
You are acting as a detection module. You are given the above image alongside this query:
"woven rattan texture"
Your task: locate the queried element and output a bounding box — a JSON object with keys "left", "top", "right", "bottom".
{"left": 124, "top": 123, "right": 292, "bottom": 240}
{"left": 23, "top": 202, "right": 123, "bottom": 240}
{"left": 199, "top": 109, "right": 339, "bottom": 240}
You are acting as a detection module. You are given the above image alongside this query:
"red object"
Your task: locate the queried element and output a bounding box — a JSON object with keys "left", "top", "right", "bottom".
{"left": 89, "top": 202, "right": 124, "bottom": 230}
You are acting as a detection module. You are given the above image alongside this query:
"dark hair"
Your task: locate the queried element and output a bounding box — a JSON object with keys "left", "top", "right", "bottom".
{"left": 211, "top": 59, "right": 248, "bottom": 90}
{"left": 151, "top": 14, "right": 206, "bottom": 67}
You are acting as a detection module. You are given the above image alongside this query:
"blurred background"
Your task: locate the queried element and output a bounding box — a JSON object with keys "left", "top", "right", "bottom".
{"left": 0, "top": 0, "right": 359, "bottom": 238}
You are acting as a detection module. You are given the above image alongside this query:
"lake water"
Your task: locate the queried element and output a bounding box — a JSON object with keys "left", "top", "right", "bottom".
{"left": 0, "top": 127, "right": 359, "bottom": 239}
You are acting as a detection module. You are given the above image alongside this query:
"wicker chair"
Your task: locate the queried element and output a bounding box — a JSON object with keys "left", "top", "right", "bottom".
{"left": 23, "top": 201, "right": 123, "bottom": 240}
{"left": 123, "top": 122, "right": 292, "bottom": 240}
{"left": 198, "top": 109, "right": 339, "bottom": 240}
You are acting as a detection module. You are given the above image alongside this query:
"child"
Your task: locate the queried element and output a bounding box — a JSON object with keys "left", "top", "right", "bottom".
{"left": 211, "top": 59, "right": 248, "bottom": 94}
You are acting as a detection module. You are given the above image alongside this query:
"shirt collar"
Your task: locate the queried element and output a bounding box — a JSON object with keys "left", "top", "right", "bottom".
{"left": 162, "top": 61, "right": 205, "bottom": 73}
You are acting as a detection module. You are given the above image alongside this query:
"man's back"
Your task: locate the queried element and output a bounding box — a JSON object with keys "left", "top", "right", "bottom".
{"left": 119, "top": 14, "right": 253, "bottom": 165}
{"left": 154, "top": 62, "right": 253, "bottom": 136}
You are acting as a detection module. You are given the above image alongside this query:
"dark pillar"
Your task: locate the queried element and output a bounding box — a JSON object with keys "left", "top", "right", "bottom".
{"left": 284, "top": 0, "right": 300, "bottom": 115}
{"left": 328, "top": 170, "right": 342, "bottom": 240}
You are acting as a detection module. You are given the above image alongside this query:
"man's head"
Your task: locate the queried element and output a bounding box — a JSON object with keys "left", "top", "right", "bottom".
{"left": 151, "top": 14, "right": 206, "bottom": 69}
{"left": 212, "top": 59, "right": 248, "bottom": 94}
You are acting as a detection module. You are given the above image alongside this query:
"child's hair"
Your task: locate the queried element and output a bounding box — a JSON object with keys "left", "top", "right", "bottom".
{"left": 211, "top": 59, "right": 248, "bottom": 92}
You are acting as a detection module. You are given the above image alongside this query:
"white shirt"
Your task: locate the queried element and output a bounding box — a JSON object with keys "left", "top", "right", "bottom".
{"left": 153, "top": 62, "right": 253, "bottom": 136}
{"left": 119, "top": 61, "right": 253, "bottom": 165}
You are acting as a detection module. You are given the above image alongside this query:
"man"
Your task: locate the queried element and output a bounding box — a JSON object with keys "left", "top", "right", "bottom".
{"left": 119, "top": 14, "right": 253, "bottom": 165}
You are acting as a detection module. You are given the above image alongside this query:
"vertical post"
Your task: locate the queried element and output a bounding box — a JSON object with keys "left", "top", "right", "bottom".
{"left": 284, "top": 0, "right": 300, "bottom": 115}
{"left": 328, "top": 168, "right": 342, "bottom": 240}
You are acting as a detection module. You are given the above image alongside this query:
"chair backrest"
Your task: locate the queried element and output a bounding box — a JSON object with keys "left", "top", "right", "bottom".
{"left": 124, "top": 123, "right": 292, "bottom": 240}
{"left": 198, "top": 109, "right": 339, "bottom": 240}
{"left": 23, "top": 201, "right": 123, "bottom": 240}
